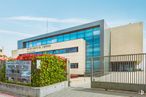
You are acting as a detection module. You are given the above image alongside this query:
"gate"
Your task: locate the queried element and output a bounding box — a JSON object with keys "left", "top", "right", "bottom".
{"left": 91, "top": 53, "right": 146, "bottom": 92}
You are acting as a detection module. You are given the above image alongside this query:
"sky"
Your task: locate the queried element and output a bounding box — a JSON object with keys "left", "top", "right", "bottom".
{"left": 0, "top": 0, "right": 145, "bottom": 56}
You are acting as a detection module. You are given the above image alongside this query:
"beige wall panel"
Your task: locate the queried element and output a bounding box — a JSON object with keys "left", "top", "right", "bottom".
{"left": 12, "top": 39, "right": 86, "bottom": 75}
{"left": 110, "top": 22, "right": 143, "bottom": 55}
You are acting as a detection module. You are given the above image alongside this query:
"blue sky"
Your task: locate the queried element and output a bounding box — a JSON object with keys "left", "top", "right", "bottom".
{"left": 0, "top": 0, "right": 145, "bottom": 56}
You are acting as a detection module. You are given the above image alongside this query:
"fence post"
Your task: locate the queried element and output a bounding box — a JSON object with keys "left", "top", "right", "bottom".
{"left": 67, "top": 60, "right": 70, "bottom": 87}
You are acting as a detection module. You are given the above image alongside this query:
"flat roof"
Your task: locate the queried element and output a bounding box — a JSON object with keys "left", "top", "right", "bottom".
{"left": 18, "top": 19, "right": 104, "bottom": 43}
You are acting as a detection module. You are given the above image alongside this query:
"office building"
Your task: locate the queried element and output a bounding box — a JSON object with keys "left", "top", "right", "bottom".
{"left": 12, "top": 20, "right": 143, "bottom": 74}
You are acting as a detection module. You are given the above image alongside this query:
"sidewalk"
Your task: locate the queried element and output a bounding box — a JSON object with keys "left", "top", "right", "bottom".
{"left": 47, "top": 87, "right": 146, "bottom": 97}
{"left": 0, "top": 87, "right": 145, "bottom": 97}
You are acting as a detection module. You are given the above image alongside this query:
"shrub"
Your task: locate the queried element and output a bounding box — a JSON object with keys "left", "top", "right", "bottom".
{"left": 17, "top": 54, "right": 67, "bottom": 87}
{"left": 0, "top": 61, "right": 5, "bottom": 82}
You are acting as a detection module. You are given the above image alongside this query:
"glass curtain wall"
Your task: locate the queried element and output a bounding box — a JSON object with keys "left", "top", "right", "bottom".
{"left": 25, "top": 27, "right": 101, "bottom": 73}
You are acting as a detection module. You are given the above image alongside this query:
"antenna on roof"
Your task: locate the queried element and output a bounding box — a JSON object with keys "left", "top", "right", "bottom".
{"left": 46, "top": 18, "right": 48, "bottom": 33}
{"left": 2, "top": 46, "right": 4, "bottom": 52}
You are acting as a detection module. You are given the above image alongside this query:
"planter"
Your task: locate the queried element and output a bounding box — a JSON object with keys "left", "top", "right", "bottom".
{"left": 0, "top": 81, "right": 68, "bottom": 97}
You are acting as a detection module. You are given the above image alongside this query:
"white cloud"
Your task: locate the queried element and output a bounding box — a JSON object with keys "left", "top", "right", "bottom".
{"left": 3, "top": 16, "right": 92, "bottom": 24}
{"left": 0, "top": 29, "right": 32, "bottom": 37}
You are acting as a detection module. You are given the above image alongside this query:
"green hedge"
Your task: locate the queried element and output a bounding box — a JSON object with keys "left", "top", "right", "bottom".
{"left": 0, "top": 63, "right": 5, "bottom": 82}
{"left": 31, "top": 55, "right": 67, "bottom": 87}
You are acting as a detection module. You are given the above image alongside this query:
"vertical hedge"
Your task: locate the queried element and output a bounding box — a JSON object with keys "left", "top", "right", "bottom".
{"left": 31, "top": 55, "right": 67, "bottom": 87}
{"left": 0, "top": 62, "right": 5, "bottom": 82}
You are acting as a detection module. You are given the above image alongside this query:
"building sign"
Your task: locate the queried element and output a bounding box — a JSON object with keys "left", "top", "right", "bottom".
{"left": 26, "top": 44, "right": 51, "bottom": 53}
{"left": 36, "top": 60, "right": 41, "bottom": 69}
{"left": 6, "top": 61, "right": 31, "bottom": 83}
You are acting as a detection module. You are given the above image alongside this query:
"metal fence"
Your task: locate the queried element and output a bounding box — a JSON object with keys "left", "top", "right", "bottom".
{"left": 91, "top": 53, "right": 146, "bottom": 92}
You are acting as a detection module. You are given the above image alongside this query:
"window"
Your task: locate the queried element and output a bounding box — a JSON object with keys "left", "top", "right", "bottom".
{"left": 70, "top": 33, "right": 77, "bottom": 40}
{"left": 93, "top": 30, "right": 100, "bottom": 35}
{"left": 41, "top": 39, "right": 47, "bottom": 45}
{"left": 43, "top": 51, "right": 48, "bottom": 54}
{"left": 85, "top": 29, "right": 93, "bottom": 37}
{"left": 32, "top": 42, "right": 36, "bottom": 47}
{"left": 47, "top": 38, "right": 52, "bottom": 44}
{"left": 94, "top": 43, "right": 100, "bottom": 48}
{"left": 36, "top": 52, "right": 43, "bottom": 54}
{"left": 70, "top": 63, "right": 78, "bottom": 69}
{"left": 31, "top": 47, "right": 78, "bottom": 55}
{"left": 85, "top": 36, "right": 93, "bottom": 45}
{"left": 57, "top": 35, "right": 64, "bottom": 42}
{"left": 59, "top": 49, "right": 66, "bottom": 54}
{"left": 29, "top": 42, "right": 33, "bottom": 47}
{"left": 51, "top": 37, "right": 57, "bottom": 43}
{"left": 64, "top": 34, "right": 70, "bottom": 41}
{"left": 48, "top": 50, "right": 53, "bottom": 54}
{"left": 94, "top": 35, "right": 100, "bottom": 43}
{"left": 36, "top": 41, "right": 41, "bottom": 46}
{"left": 53, "top": 50, "right": 59, "bottom": 54}
{"left": 86, "top": 47, "right": 93, "bottom": 56}
{"left": 93, "top": 50, "right": 100, "bottom": 56}
{"left": 77, "top": 31, "right": 84, "bottom": 38}
{"left": 66, "top": 47, "right": 78, "bottom": 53}
{"left": 26, "top": 42, "right": 29, "bottom": 48}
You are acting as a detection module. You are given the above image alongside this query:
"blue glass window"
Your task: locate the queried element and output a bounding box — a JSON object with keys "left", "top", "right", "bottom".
{"left": 70, "top": 63, "right": 78, "bottom": 69}
{"left": 64, "top": 34, "right": 70, "bottom": 41}
{"left": 93, "top": 30, "right": 100, "bottom": 35}
{"left": 26, "top": 42, "right": 29, "bottom": 48}
{"left": 43, "top": 51, "right": 48, "bottom": 54}
{"left": 94, "top": 35, "right": 100, "bottom": 44}
{"left": 86, "top": 47, "right": 93, "bottom": 56}
{"left": 57, "top": 35, "right": 64, "bottom": 42}
{"left": 59, "top": 49, "right": 66, "bottom": 54}
{"left": 36, "top": 40, "right": 41, "bottom": 46}
{"left": 70, "top": 33, "right": 77, "bottom": 40}
{"left": 35, "top": 52, "right": 43, "bottom": 54}
{"left": 93, "top": 60, "right": 100, "bottom": 71}
{"left": 85, "top": 29, "right": 93, "bottom": 37}
{"left": 48, "top": 50, "right": 53, "bottom": 54}
{"left": 77, "top": 31, "right": 85, "bottom": 38}
{"left": 47, "top": 38, "right": 52, "bottom": 44}
{"left": 32, "top": 42, "right": 35, "bottom": 47}
{"left": 41, "top": 39, "right": 47, "bottom": 45}
{"left": 67, "top": 47, "right": 78, "bottom": 53}
{"left": 31, "top": 47, "right": 78, "bottom": 55}
{"left": 94, "top": 43, "right": 100, "bottom": 48}
{"left": 85, "top": 37, "right": 93, "bottom": 45}
{"left": 29, "top": 42, "right": 33, "bottom": 47}
{"left": 51, "top": 37, "right": 57, "bottom": 43}
{"left": 93, "top": 50, "right": 100, "bottom": 56}
{"left": 53, "top": 50, "right": 59, "bottom": 54}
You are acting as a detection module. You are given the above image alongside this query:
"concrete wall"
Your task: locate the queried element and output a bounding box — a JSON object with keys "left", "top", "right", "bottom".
{"left": 91, "top": 81, "right": 146, "bottom": 92}
{"left": 12, "top": 39, "right": 86, "bottom": 75}
{"left": 110, "top": 22, "right": 143, "bottom": 55}
{"left": 0, "top": 81, "right": 68, "bottom": 97}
